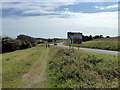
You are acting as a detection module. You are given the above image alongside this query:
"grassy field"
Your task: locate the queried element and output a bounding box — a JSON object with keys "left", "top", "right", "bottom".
{"left": 2, "top": 44, "right": 49, "bottom": 88}
{"left": 2, "top": 44, "right": 119, "bottom": 88}
{"left": 64, "top": 37, "right": 120, "bottom": 51}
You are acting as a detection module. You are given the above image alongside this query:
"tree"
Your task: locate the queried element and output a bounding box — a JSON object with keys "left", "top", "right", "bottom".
{"left": 89, "top": 35, "right": 93, "bottom": 40}
{"left": 106, "top": 36, "right": 110, "bottom": 38}
{"left": 100, "top": 35, "right": 103, "bottom": 38}
{"left": 47, "top": 39, "right": 53, "bottom": 43}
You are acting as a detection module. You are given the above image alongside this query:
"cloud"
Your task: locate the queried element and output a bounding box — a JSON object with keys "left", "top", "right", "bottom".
{"left": 95, "top": 4, "right": 118, "bottom": 10}
{"left": 1, "top": 1, "right": 118, "bottom": 38}
{"left": 2, "top": 2, "right": 118, "bottom": 18}
{"left": 2, "top": 2, "right": 79, "bottom": 18}
{"left": 1, "top": 0, "right": 120, "bottom": 2}
{"left": 2, "top": 11, "right": 118, "bottom": 38}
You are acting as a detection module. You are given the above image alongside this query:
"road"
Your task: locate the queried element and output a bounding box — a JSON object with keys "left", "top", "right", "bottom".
{"left": 50, "top": 42, "right": 120, "bottom": 56}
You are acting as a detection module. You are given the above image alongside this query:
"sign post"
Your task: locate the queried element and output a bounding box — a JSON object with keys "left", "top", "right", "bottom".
{"left": 78, "top": 44, "right": 79, "bottom": 49}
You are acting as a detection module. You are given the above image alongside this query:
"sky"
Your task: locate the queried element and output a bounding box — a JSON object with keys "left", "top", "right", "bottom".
{"left": 1, "top": 0, "right": 119, "bottom": 39}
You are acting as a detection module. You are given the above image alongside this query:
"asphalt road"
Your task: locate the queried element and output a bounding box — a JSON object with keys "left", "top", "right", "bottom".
{"left": 50, "top": 42, "right": 120, "bottom": 56}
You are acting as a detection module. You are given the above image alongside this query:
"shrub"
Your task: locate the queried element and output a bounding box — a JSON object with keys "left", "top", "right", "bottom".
{"left": 2, "top": 35, "right": 38, "bottom": 53}
{"left": 19, "top": 41, "right": 32, "bottom": 49}
{"left": 2, "top": 37, "right": 21, "bottom": 53}
{"left": 16, "top": 34, "right": 37, "bottom": 47}
{"left": 48, "top": 47, "right": 119, "bottom": 88}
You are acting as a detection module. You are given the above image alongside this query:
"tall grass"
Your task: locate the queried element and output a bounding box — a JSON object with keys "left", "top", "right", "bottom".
{"left": 47, "top": 47, "right": 119, "bottom": 88}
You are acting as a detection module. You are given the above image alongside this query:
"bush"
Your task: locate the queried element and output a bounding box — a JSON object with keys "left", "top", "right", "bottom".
{"left": 2, "top": 35, "right": 38, "bottom": 53}
{"left": 48, "top": 47, "right": 119, "bottom": 88}
{"left": 2, "top": 37, "right": 21, "bottom": 53}
{"left": 19, "top": 41, "right": 32, "bottom": 49}
{"left": 16, "top": 34, "right": 37, "bottom": 47}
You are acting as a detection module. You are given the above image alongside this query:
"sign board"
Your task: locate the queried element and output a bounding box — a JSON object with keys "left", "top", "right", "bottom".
{"left": 67, "top": 32, "right": 82, "bottom": 44}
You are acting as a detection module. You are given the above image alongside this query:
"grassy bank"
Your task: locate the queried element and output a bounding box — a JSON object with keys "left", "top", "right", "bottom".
{"left": 64, "top": 37, "right": 120, "bottom": 51}
{"left": 47, "top": 47, "right": 119, "bottom": 88}
{"left": 2, "top": 44, "right": 48, "bottom": 88}
{"left": 2, "top": 44, "right": 119, "bottom": 88}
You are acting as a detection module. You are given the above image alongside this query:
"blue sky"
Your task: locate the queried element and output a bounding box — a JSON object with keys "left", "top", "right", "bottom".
{"left": 1, "top": 0, "right": 119, "bottom": 38}
{"left": 55, "top": 2, "right": 118, "bottom": 13}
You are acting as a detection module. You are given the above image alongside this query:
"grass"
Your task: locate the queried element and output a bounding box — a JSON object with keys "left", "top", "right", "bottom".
{"left": 44, "top": 39, "right": 66, "bottom": 44}
{"left": 2, "top": 44, "right": 48, "bottom": 88}
{"left": 47, "top": 47, "right": 119, "bottom": 88}
{"left": 18, "top": 47, "right": 49, "bottom": 88}
{"left": 64, "top": 37, "right": 120, "bottom": 51}
{"left": 2, "top": 43, "right": 119, "bottom": 88}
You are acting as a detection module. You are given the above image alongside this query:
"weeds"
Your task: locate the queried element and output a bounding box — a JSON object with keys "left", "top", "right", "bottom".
{"left": 47, "top": 47, "right": 119, "bottom": 88}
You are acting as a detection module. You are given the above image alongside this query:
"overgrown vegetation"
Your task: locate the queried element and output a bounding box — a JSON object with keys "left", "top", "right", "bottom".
{"left": 2, "top": 35, "right": 38, "bottom": 53}
{"left": 2, "top": 44, "right": 119, "bottom": 88}
{"left": 64, "top": 37, "right": 120, "bottom": 51}
{"left": 47, "top": 47, "right": 119, "bottom": 88}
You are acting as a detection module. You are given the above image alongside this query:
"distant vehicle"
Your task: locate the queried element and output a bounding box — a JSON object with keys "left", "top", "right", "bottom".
{"left": 54, "top": 43, "right": 57, "bottom": 46}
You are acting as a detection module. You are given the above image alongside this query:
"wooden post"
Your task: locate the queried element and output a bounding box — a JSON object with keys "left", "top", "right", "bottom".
{"left": 78, "top": 44, "right": 79, "bottom": 49}
{"left": 69, "top": 44, "right": 71, "bottom": 49}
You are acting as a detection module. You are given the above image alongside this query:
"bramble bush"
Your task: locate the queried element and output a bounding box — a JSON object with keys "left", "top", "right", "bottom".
{"left": 48, "top": 47, "right": 119, "bottom": 88}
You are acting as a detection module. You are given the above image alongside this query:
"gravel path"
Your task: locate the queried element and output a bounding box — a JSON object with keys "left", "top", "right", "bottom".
{"left": 50, "top": 42, "right": 120, "bottom": 56}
